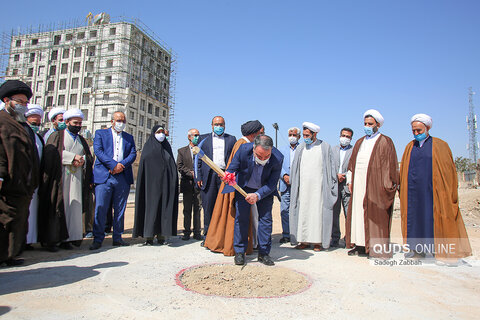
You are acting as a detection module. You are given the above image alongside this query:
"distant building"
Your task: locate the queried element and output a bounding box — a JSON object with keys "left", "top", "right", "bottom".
{"left": 3, "top": 15, "right": 175, "bottom": 148}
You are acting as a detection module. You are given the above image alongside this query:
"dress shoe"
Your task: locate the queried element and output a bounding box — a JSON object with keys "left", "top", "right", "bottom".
{"left": 59, "top": 242, "right": 73, "bottom": 250}
{"left": 113, "top": 240, "right": 129, "bottom": 246}
{"left": 181, "top": 234, "right": 190, "bottom": 241}
{"left": 84, "top": 232, "right": 94, "bottom": 239}
{"left": 234, "top": 253, "right": 246, "bottom": 265}
{"left": 143, "top": 239, "right": 154, "bottom": 246}
{"left": 46, "top": 245, "right": 59, "bottom": 252}
{"left": 348, "top": 247, "right": 359, "bottom": 256}
{"left": 89, "top": 242, "right": 102, "bottom": 250}
{"left": 71, "top": 240, "right": 82, "bottom": 247}
{"left": 5, "top": 258, "right": 24, "bottom": 266}
{"left": 200, "top": 240, "right": 205, "bottom": 247}
{"left": 330, "top": 240, "right": 339, "bottom": 248}
{"left": 193, "top": 234, "right": 203, "bottom": 241}
{"left": 294, "top": 243, "right": 310, "bottom": 250}
{"left": 313, "top": 244, "right": 323, "bottom": 252}
{"left": 279, "top": 237, "right": 290, "bottom": 244}
{"left": 24, "top": 244, "right": 34, "bottom": 251}
{"left": 258, "top": 254, "right": 274, "bottom": 266}
{"left": 157, "top": 238, "right": 165, "bottom": 245}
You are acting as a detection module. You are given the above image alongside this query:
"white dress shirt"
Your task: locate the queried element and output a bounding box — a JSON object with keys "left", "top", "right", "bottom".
{"left": 111, "top": 128, "right": 124, "bottom": 162}
{"left": 339, "top": 147, "right": 347, "bottom": 174}
{"left": 212, "top": 132, "right": 226, "bottom": 169}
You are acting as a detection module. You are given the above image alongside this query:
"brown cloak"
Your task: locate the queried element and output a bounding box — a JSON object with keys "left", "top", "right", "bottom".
{"left": 399, "top": 137, "right": 472, "bottom": 259}
{"left": 345, "top": 134, "right": 399, "bottom": 258}
{"left": 38, "top": 130, "right": 93, "bottom": 244}
{"left": 0, "top": 110, "right": 39, "bottom": 225}
{"left": 204, "top": 138, "right": 253, "bottom": 256}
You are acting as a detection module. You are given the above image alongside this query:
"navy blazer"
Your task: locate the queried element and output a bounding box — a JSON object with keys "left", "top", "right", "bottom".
{"left": 93, "top": 128, "right": 137, "bottom": 185}
{"left": 223, "top": 143, "right": 284, "bottom": 200}
{"left": 196, "top": 132, "right": 236, "bottom": 190}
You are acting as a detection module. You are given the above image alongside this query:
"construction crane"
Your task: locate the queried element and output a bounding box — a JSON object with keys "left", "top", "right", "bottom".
{"left": 467, "top": 87, "right": 478, "bottom": 164}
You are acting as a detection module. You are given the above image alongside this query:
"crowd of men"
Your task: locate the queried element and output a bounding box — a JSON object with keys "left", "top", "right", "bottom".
{"left": 0, "top": 79, "right": 472, "bottom": 268}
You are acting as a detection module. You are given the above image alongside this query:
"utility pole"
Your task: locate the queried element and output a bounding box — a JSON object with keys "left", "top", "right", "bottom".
{"left": 467, "top": 87, "right": 478, "bottom": 165}
{"left": 272, "top": 123, "right": 279, "bottom": 148}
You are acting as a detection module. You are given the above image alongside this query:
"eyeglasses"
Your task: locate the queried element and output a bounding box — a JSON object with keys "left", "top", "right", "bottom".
{"left": 9, "top": 97, "right": 29, "bottom": 106}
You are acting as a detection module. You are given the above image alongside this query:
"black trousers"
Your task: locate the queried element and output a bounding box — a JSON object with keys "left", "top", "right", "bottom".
{"left": 182, "top": 179, "right": 202, "bottom": 236}
{"left": 0, "top": 196, "right": 30, "bottom": 262}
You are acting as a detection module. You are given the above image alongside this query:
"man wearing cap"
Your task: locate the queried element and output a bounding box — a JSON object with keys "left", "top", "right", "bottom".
{"left": 42, "top": 107, "right": 66, "bottom": 143}
{"left": 289, "top": 122, "right": 337, "bottom": 251}
{"left": 90, "top": 111, "right": 137, "bottom": 250}
{"left": 39, "top": 108, "right": 93, "bottom": 250}
{"left": 399, "top": 114, "right": 471, "bottom": 260}
{"left": 345, "top": 109, "right": 399, "bottom": 258}
{"left": 0, "top": 80, "right": 39, "bottom": 266}
{"left": 24, "top": 104, "right": 46, "bottom": 249}
{"left": 278, "top": 127, "right": 301, "bottom": 244}
{"left": 205, "top": 120, "right": 264, "bottom": 255}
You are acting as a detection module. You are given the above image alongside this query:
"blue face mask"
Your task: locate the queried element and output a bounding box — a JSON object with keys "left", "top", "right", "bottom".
{"left": 304, "top": 137, "right": 313, "bottom": 145}
{"left": 29, "top": 124, "right": 40, "bottom": 133}
{"left": 364, "top": 126, "right": 374, "bottom": 136}
{"left": 213, "top": 126, "right": 224, "bottom": 136}
{"left": 414, "top": 132, "right": 427, "bottom": 142}
{"left": 57, "top": 121, "right": 67, "bottom": 130}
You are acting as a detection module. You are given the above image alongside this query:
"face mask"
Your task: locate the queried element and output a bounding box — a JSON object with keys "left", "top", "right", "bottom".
{"left": 304, "top": 137, "right": 313, "bottom": 145}
{"left": 68, "top": 125, "right": 81, "bottom": 135}
{"left": 114, "top": 121, "right": 126, "bottom": 132}
{"left": 213, "top": 126, "right": 224, "bottom": 136}
{"left": 339, "top": 137, "right": 351, "bottom": 146}
{"left": 288, "top": 136, "right": 298, "bottom": 145}
{"left": 57, "top": 121, "right": 67, "bottom": 130}
{"left": 191, "top": 136, "right": 199, "bottom": 145}
{"left": 166, "top": 136, "right": 169, "bottom": 141}
{"left": 254, "top": 156, "right": 269, "bottom": 166}
{"left": 7, "top": 102, "right": 27, "bottom": 122}
{"left": 364, "top": 126, "right": 374, "bottom": 136}
{"left": 155, "top": 133, "right": 165, "bottom": 142}
{"left": 29, "top": 124, "right": 40, "bottom": 133}
{"left": 414, "top": 132, "right": 427, "bottom": 142}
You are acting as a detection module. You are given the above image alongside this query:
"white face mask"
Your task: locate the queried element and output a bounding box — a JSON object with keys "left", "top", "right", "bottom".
{"left": 339, "top": 137, "right": 351, "bottom": 146}
{"left": 254, "top": 156, "right": 269, "bottom": 166}
{"left": 288, "top": 136, "right": 298, "bottom": 145}
{"left": 114, "top": 121, "right": 126, "bottom": 132}
{"left": 155, "top": 133, "right": 165, "bottom": 142}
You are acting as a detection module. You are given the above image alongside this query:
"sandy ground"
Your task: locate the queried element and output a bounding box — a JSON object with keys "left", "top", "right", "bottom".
{"left": 1, "top": 189, "right": 479, "bottom": 319}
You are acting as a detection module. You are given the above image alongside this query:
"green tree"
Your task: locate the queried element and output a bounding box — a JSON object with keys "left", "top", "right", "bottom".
{"left": 454, "top": 156, "right": 476, "bottom": 172}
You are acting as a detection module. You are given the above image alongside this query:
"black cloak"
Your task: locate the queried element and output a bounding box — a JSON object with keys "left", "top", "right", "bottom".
{"left": 133, "top": 125, "right": 178, "bottom": 238}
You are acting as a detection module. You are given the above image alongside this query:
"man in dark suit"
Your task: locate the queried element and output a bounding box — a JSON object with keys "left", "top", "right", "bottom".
{"left": 196, "top": 116, "right": 236, "bottom": 240}
{"left": 223, "top": 135, "right": 283, "bottom": 266}
{"left": 90, "top": 111, "right": 137, "bottom": 250}
{"left": 177, "top": 128, "right": 202, "bottom": 241}
{"left": 331, "top": 127, "right": 354, "bottom": 247}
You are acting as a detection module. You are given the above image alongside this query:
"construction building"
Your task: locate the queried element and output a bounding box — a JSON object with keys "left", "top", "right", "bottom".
{"left": 1, "top": 14, "right": 176, "bottom": 148}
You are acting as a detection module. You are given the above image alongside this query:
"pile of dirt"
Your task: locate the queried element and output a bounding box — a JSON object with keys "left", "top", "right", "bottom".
{"left": 178, "top": 264, "right": 310, "bottom": 298}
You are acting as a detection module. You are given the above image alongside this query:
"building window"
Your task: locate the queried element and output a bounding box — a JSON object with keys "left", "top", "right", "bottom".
{"left": 47, "top": 81, "right": 55, "bottom": 91}
{"left": 164, "top": 56, "right": 169, "bottom": 63}
{"left": 147, "top": 103, "right": 153, "bottom": 114}
{"left": 51, "top": 50, "right": 58, "bottom": 60}
{"left": 66, "top": 33, "right": 74, "bottom": 41}
{"left": 57, "top": 95, "right": 65, "bottom": 106}
{"left": 163, "top": 110, "right": 166, "bottom": 117}
{"left": 35, "top": 96, "right": 41, "bottom": 104}
{"left": 62, "top": 48, "right": 70, "bottom": 59}
{"left": 37, "top": 66, "right": 45, "bottom": 76}
{"left": 59, "top": 79, "right": 67, "bottom": 90}
{"left": 61, "top": 63, "right": 68, "bottom": 74}
{"left": 102, "top": 108, "right": 108, "bottom": 117}
{"left": 36, "top": 81, "right": 43, "bottom": 91}
{"left": 31, "top": 39, "right": 38, "bottom": 45}
{"left": 71, "top": 77, "right": 79, "bottom": 89}
{"left": 82, "top": 93, "right": 90, "bottom": 104}
{"left": 129, "top": 111, "right": 135, "bottom": 120}
{"left": 84, "top": 77, "right": 93, "bottom": 88}
{"left": 87, "top": 46, "right": 95, "bottom": 56}
{"left": 138, "top": 133, "right": 143, "bottom": 147}
{"left": 147, "top": 118, "right": 152, "bottom": 129}
{"left": 15, "top": 40, "right": 21, "bottom": 47}
{"left": 103, "top": 93, "right": 109, "bottom": 101}
{"left": 27, "top": 68, "right": 33, "bottom": 77}
{"left": 74, "top": 47, "right": 82, "bottom": 57}
{"left": 53, "top": 35, "right": 61, "bottom": 45}
{"left": 70, "top": 93, "right": 77, "bottom": 105}
{"left": 130, "top": 95, "right": 136, "bottom": 103}
{"left": 90, "top": 30, "right": 97, "bottom": 38}
{"left": 85, "top": 61, "right": 94, "bottom": 72}
{"left": 108, "top": 43, "right": 115, "bottom": 51}
{"left": 106, "top": 59, "right": 113, "bottom": 68}
{"left": 163, "top": 83, "right": 167, "bottom": 90}
{"left": 110, "top": 28, "right": 116, "bottom": 35}
{"left": 73, "top": 62, "right": 80, "bottom": 73}
{"left": 163, "top": 68, "right": 168, "bottom": 77}
{"left": 81, "top": 109, "right": 88, "bottom": 121}
{"left": 140, "top": 99, "right": 145, "bottom": 111}
{"left": 77, "top": 32, "right": 85, "bottom": 39}
{"left": 46, "top": 96, "right": 53, "bottom": 106}
{"left": 49, "top": 65, "right": 56, "bottom": 76}
{"left": 105, "top": 75, "right": 112, "bottom": 84}
{"left": 13, "top": 54, "right": 19, "bottom": 62}
{"left": 139, "top": 115, "right": 144, "bottom": 126}
{"left": 29, "top": 53, "right": 35, "bottom": 63}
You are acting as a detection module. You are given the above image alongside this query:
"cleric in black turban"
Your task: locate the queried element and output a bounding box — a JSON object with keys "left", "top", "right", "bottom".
{"left": 241, "top": 120, "right": 263, "bottom": 136}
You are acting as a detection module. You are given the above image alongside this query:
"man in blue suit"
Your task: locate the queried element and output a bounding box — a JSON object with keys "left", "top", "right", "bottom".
{"left": 223, "top": 135, "right": 283, "bottom": 266}
{"left": 196, "top": 116, "right": 236, "bottom": 241}
{"left": 90, "top": 111, "right": 137, "bottom": 250}
{"left": 278, "top": 127, "right": 301, "bottom": 244}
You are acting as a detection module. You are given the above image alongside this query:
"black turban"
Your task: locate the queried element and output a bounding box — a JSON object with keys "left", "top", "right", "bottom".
{"left": 241, "top": 120, "right": 263, "bottom": 136}
{"left": 0, "top": 80, "right": 33, "bottom": 101}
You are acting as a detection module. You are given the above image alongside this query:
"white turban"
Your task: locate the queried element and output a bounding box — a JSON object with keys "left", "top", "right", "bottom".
{"left": 63, "top": 108, "right": 84, "bottom": 121}
{"left": 48, "top": 107, "right": 66, "bottom": 121}
{"left": 411, "top": 113, "right": 433, "bottom": 129}
{"left": 363, "top": 109, "right": 384, "bottom": 127}
{"left": 302, "top": 122, "right": 320, "bottom": 133}
{"left": 25, "top": 104, "right": 44, "bottom": 118}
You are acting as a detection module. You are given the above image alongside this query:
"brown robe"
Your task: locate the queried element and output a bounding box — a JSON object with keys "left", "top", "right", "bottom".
{"left": 204, "top": 138, "right": 253, "bottom": 256}
{"left": 345, "top": 134, "right": 399, "bottom": 258}
{"left": 38, "top": 130, "right": 93, "bottom": 244}
{"left": 399, "top": 137, "right": 472, "bottom": 259}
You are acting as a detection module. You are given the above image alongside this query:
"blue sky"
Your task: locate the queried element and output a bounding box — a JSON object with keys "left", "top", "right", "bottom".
{"left": 2, "top": 0, "right": 480, "bottom": 159}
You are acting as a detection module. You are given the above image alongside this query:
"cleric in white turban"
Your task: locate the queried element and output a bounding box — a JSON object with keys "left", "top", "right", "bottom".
{"left": 25, "top": 104, "right": 44, "bottom": 118}
{"left": 43, "top": 107, "right": 67, "bottom": 143}
{"left": 302, "top": 121, "right": 320, "bottom": 133}
{"left": 399, "top": 113, "right": 471, "bottom": 260}
{"left": 363, "top": 109, "right": 384, "bottom": 127}
{"left": 63, "top": 108, "right": 84, "bottom": 121}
